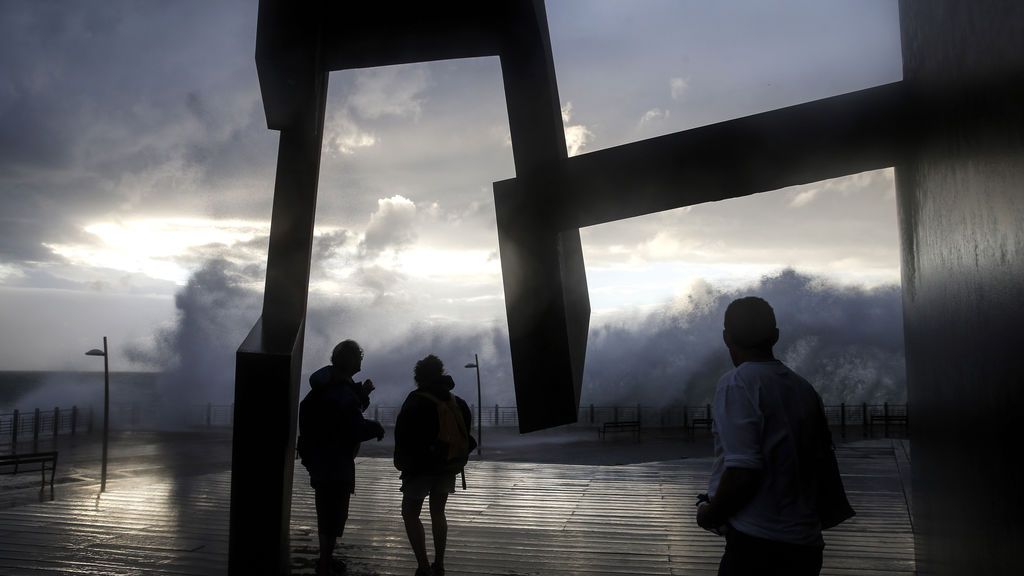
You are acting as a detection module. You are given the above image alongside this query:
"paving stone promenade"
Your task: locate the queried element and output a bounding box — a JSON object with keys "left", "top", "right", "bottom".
{"left": 0, "top": 432, "right": 913, "bottom": 575}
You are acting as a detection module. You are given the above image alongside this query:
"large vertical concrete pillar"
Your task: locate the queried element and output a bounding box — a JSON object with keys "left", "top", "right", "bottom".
{"left": 897, "top": 3, "right": 1024, "bottom": 574}
{"left": 230, "top": 2, "right": 327, "bottom": 573}
{"left": 495, "top": 0, "right": 590, "bottom": 432}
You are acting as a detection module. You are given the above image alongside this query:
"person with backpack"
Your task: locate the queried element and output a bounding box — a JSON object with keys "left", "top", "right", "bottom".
{"left": 298, "top": 340, "right": 386, "bottom": 576}
{"left": 394, "top": 354, "right": 476, "bottom": 576}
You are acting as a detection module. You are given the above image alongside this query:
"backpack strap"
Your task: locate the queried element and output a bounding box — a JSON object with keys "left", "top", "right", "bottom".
{"left": 447, "top": 395, "right": 469, "bottom": 438}
{"left": 415, "top": 391, "right": 471, "bottom": 490}
{"left": 415, "top": 391, "right": 468, "bottom": 436}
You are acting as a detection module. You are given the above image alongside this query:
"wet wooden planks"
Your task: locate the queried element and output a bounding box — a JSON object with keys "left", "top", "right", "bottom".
{"left": 0, "top": 440, "right": 913, "bottom": 575}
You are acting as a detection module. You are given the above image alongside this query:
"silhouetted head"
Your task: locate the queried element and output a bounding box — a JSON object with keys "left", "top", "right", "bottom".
{"left": 414, "top": 354, "right": 445, "bottom": 387}
{"left": 331, "top": 339, "right": 363, "bottom": 377}
{"left": 723, "top": 297, "right": 779, "bottom": 366}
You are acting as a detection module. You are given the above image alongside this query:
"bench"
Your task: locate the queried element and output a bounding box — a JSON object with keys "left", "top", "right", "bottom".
{"left": 689, "top": 418, "right": 713, "bottom": 437}
{"left": 870, "top": 414, "right": 909, "bottom": 426}
{"left": 0, "top": 451, "right": 58, "bottom": 490}
{"left": 869, "top": 412, "right": 909, "bottom": 437}
{"left": 598, "top": 420, "right": 640, "bottom": 440}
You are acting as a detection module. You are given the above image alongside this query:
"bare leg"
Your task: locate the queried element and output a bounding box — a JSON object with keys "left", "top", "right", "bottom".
{"left": 317, "top": 532, "right": 335, "bottom": 574}
{"left": 315, "top": 489, "right": 349, "bottom": 574}
{"left": 402, "top": 494, "right": 431, "bottom": 570}
{"left": 429, "top": 491, "right": 450, "bottom": 571}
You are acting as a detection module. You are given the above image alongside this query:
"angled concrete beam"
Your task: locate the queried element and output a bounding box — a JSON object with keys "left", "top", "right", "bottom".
{"left": 492, "top": 82, "right": 908, "bottom": 432}
{"left": 561, "top": 82, "right": 909, "bottom": 228}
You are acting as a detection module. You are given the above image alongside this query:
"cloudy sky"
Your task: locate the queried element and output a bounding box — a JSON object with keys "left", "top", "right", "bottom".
{"left": 0, "top": 0, "right": 904, "bottom": 401}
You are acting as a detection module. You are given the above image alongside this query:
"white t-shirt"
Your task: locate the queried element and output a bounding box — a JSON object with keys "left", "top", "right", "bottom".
{"left": 708, "top": 360, "right": 825, "bottom": 546}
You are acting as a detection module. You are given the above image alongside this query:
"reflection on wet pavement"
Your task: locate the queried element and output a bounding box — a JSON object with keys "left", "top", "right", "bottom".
{"left": 0, "top": 439, "right": 914, "bottom": 575}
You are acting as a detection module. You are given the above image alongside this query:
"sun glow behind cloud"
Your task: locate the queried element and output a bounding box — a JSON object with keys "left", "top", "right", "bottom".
{"left": 44, "top": 218, "right": 270, "bottom": 284}
{"left": 393, "top": 247, "right": 500, "bottom": 281}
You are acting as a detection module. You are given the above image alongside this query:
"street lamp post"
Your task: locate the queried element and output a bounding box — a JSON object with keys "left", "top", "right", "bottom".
{"left": 85, "top": 337, "right": 110, "bottom": 492}
{"left": 464, "top": 354, "right": 482, "bottom": 456}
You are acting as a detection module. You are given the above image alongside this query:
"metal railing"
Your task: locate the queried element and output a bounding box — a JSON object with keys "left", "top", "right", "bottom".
{"left": 366, "top": 401, "right": 909, "bottom": 438}
{"left": 0, "top": 406, "right": 86, "bottom": 450}
{"left": 188, "top": 403, "right": 234, "bottom": 428}
{"left": 2, "top": 401, "right": 910, "bottom": 443}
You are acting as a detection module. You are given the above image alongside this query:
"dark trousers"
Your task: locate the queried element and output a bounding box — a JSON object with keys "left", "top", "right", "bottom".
{"left": 718, "top": 530, "right": 823, "bottom": 576}
{"left": 314, "top": 487, "right": 352, "bottom": 542}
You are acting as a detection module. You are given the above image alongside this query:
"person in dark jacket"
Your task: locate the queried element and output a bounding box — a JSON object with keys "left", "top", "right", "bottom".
{"left": 394, "top": 354, "right": 474, "bottom": 576}
{"left": 298, "top": 340, "right": 385, "bottom": 576}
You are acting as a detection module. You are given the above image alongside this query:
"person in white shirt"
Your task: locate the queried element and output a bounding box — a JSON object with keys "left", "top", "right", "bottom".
{"left": 696, "top": 297, "right": 827, "bottom": 575}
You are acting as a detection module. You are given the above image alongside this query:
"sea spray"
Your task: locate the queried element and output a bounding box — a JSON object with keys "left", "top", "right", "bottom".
{"left": 121, "top": 260, "right": 906, "bottom": 429}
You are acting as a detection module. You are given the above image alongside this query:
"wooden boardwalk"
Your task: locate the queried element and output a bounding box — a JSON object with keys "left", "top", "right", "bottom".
{"left": 0, "top": 440, "right": 913, "bottom": 575}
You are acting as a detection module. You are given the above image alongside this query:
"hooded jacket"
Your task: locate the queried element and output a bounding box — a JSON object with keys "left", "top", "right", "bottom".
{"left": 298, "top": 365, "right": 383, "bottom": 490}
{"left": 393, "top": 374, "right": 474, "bottom": 478}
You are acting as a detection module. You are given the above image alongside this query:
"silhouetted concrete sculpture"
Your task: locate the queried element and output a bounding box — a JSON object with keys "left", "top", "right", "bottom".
{"left": 234, "top": 1, "right": 1024, "bottom": 574}
{"left": 234, "top": 3, "right": 588, "bottom": 573}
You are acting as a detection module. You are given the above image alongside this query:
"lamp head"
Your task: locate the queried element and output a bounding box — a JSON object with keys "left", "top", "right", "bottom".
{"left": 85, "top": 349, "right": 106, "bottom": 357}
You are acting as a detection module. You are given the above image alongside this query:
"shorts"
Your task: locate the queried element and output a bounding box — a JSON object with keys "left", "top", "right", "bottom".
{"left": 400, "top": 473, "right": 457, "bottom": 500}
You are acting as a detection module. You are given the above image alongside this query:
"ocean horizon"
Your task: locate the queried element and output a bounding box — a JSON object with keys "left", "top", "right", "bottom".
{"left": 0, "top": 371, "right": 160, "bottom": 412}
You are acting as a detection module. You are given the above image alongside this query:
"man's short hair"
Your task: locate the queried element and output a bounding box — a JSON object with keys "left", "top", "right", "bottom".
{"left": 331, "top": 340, "right": 363, "bottom": 366}
{"left": 413, "top": 354, "right": 445, "bottom": 385}
{"left": 724, "top": 297, "right": 778, "bottom": 349}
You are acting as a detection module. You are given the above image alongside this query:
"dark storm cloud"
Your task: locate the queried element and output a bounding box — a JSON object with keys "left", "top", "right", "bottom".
{"left": 547, "top": 0, "right": 902, "bottom": 150}
{"left": 1, "top": 0, "right": 908, "bottom": 379}
{"left": 0, "top": 0, "right": 903, "bottom": 269}
{"left": 0, "top": 0, "right": 275, "bottom": 263}
{"left": 311, "top": 231, "right": 351, "bottom": 264}
{"left": 315, "top": 59, "right": 515, "bottom": 229}
{"left": 351, "top": 266, "right": 407, "bottom": 299}
{"left": 180, "top": 91, "right": 279, "bottom": 191}
{"left": 0, "top": 89, "right": 75, "bottom": 171}
{"left": 0, "top": 215, "right": 67, "bottom": 262}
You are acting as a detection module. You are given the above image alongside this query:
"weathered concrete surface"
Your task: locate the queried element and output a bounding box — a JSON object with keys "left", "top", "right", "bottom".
{"left": 897, "top": 2, "right": 1024, "bottom": 574}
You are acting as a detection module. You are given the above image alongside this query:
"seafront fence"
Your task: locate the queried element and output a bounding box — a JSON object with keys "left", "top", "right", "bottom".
{"left": 0, "top": 405, "right": 83, "bottom": 449}
{"left": 1, "top": 401, "right": 910, "bottom": 447}
{"left": 368, "top": 402, "right": 909, "bottom": 438}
